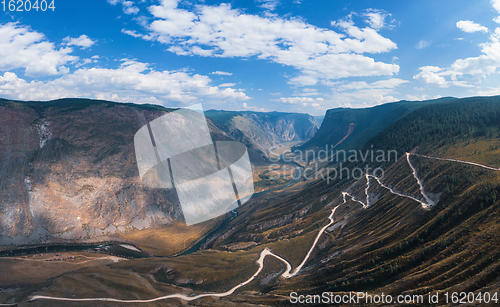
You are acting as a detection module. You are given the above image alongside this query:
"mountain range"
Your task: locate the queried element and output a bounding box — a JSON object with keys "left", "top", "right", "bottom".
{"left": 1, "top": 96, "right": 499, "bottom": 306}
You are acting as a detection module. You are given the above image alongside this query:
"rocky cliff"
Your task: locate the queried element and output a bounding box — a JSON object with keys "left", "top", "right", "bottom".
{"left": 0, "top": 98, "right": 237, "bottom": 245}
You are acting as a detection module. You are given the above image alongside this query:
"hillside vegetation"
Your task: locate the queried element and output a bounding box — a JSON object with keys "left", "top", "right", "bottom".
{"left": 365, "top": 96, "right": 500, "bottom": 159}
{"left": 300, "top": 97, "right": 455, "bottom": 154}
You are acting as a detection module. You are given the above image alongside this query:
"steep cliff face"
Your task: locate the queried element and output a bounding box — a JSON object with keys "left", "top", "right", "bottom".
{"left": 205, "top": 110, "right": 319, "bottom": 158}
{"left": 0, "top": 99, "right": 235, "bottom": 245}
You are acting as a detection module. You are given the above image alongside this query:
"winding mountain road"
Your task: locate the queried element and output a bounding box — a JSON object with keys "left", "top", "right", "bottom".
{"left": 27, "top": 153, "right": 500, "bottom": 304}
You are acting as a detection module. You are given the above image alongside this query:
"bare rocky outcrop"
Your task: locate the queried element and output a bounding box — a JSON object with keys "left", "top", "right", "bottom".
{"left": 0, "top": 99, "right": 234, "bottom": 245}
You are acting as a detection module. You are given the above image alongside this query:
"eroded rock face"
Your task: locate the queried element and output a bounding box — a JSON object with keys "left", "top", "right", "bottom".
{"left": 0, "top": 99, "right": 233, "bottom": 245}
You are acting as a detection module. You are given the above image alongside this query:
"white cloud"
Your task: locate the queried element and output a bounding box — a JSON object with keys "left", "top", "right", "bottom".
{"left": 140, "top": 1, "right": 398, "bottom": 86}
{"left": 0, "top": 60, "right": 249, "bottom": 104}
{"left": 494, "top": 16, "right": 500, "bottom": 24}
{"left": 493, "top": 0, "right": 500, "bottom": 13}
{"left": 336, "top": 78, "right": 408, "bottom": 91}
{"left": 273, "top": 78, "right": 408, "bottom": 112}
{"left": 294, "top": 87, "right": 320, "bottom": 96}
{"left": 413, "top": 66, "right": 447, "bottom": 87}
{"left": 0, "top": 21, "right": 249, "bottom": 108}
{"left": 414, "top": 1, "right": 500, "bottom": 88}
{"left": 417, "top": 40, "right": 431, "bottom": 49}
{"left": 276, "top": 97, "right": 324, "bottom": 105}
{"left": 330, "top": 89, "right": 398, "bottom": 108}
{"left": 108, "top": 0, "right": 139, "bottom": 15}
{"left": 363, "top": 9, "right": 395, "bottom": 30}
{"left": 122, "top": 29, "right": 142, "bottom": 38}
{"left": 121, "top": 28, "right": 155, "bottom": 40}
{"left": 304, "top": 77, "right": 409, "bottom": 110}
{"left": 218, "top": 83, "right": 236, "bottom": 87}
{"left": 75, "top": 58, "right": 93, "bottom": 67}
{"left": 477, "top": 87, "right": 500, "bottom": 96}
{"left": 211, "top": 71, "right": 232, "bottom": 75}
{"left": 63, "top": 35, "right": 96, "bottom": 49}
{"left": 257, "top": 0, "right": 279, "bottom": 11}
{"left": 456, "top": 20, "right": 488, "bottom": 33}
{"left": 242, "top": 102, "right": 268, "bottom": 112}
{"left": 406, "top": 94, "right": 442, "bottom": 101}
{"left": 0, "top": 22, "right": 76, "bottom": 77}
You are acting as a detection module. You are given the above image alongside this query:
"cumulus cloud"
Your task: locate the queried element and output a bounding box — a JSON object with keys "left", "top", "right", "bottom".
{"left": 63, "top": 35, "right": 96, "bottom": 49}
{"left": 493, "top": 0, "right": 500, "bottom": 13}
{"left": 0, "top": 60, "right": 249, "bottom": 104}
{"left": 136, "top": 1, "right": 398, "bottom": 86}
{"left": 413, "top": 66, "right": 447, "bottom": 87}
{"left": 363, "top": 9, "right": 395, "bottom": 30}
{"left": 414, "top": 1, "right": 500, "bottom": 88}
{"left": 0, "top": 21, "right": 248, "bottom": 105}
{"left": 0, "top": 22, "right": 76, "bottom": 77}
{"left": 456, "top": 20, "right": 488, "bottom": 33}
{"left": 415, "top": 29, "right": 500, "bottom": 86}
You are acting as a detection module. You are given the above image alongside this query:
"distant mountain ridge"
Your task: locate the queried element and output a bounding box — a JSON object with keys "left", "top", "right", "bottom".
{"left": 205, "top": 110, "right": 320, "bottom": 159}
{"left": 300, "top": 97, "right": 457, "bottom": 155}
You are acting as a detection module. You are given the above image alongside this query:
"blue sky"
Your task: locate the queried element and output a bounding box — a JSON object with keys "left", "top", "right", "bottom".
{"left": 1, "top": 0, "right": 500, "bottom": 115}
